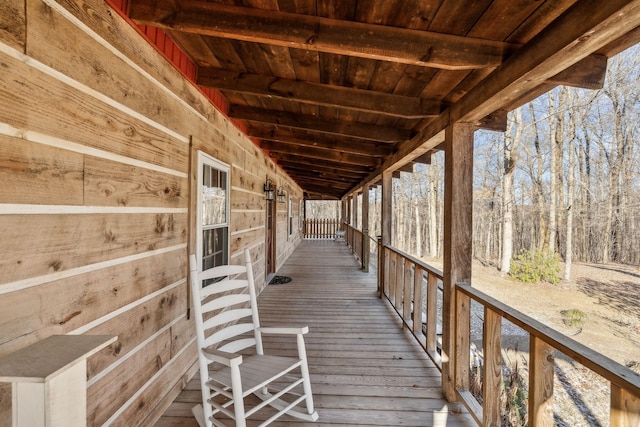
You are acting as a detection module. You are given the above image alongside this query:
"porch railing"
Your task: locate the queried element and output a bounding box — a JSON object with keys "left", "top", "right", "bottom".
{"left": 373, "top": 242, "right": 640, "bottom": 426}
{"left": 379, "top": 244, "right": 444, "bottom": 368}
{"left": 455, "top": 283, "right": 640, "bottom": 426}
{"left": 303, "top": 218, "right": 340, "bottom": 239}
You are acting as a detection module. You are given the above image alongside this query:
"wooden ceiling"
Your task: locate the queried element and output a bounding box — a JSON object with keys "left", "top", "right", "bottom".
{"left": 128, "top": 0, "right": 640, "bottom": 199}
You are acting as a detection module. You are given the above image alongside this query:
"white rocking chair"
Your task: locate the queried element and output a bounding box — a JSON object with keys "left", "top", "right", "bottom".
{"left": 189, "top": 250, "right": 319, "bottom": 427}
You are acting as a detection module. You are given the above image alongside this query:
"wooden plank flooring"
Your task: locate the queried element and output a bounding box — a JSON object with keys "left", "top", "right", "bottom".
{"left": 155, "top": 240, "right": 476, "bottom": 426}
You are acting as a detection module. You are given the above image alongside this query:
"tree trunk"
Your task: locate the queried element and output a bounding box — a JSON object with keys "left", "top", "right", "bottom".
{"left": 500, "top": 108, "right": 523, "bottom": 274}
{"left": 429, "top": 157, "right": 439, "bottom": 258}
{"left": 548, "top": 91, "right": 558, "bottom": 254}
{"left": 564, "top": 98, "right": 577, "bottom": 281}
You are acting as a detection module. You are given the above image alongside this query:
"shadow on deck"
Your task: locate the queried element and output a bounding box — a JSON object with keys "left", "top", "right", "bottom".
{"left": 156, "top": 240, "right": 475, "bottom": 426}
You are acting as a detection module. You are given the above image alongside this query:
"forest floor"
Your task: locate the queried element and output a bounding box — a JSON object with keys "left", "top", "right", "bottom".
{"left": 461, "top": 259, "right": 640, "bottom": 426}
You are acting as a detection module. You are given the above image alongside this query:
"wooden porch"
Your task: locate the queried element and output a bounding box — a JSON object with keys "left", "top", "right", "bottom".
{"left": 156, "top": 240, "right": 475, "bottom": 426}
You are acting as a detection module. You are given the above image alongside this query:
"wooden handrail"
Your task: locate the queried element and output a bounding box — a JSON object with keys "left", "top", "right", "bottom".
{"left": 375, "top": 244, "right": 640, "bottom": 426}
{"left": 456, "top": 283, "right": 640, "bottom": 426}
{"left": 384, "top": 244, "right": 444, "bottom": 279}
{"left": 456, "top": 283, "right": 640, "bottom": 394}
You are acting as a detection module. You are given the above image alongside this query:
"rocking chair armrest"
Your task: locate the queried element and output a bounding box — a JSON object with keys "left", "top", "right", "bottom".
{"left": 202, "top": 348, "right": 243, "bottom": 367}
{"left": 258, "top": 325, "right": 309, "bottom": 335}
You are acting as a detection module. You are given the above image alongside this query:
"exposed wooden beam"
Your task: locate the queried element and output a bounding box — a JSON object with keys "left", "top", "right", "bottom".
{"left": 547, "top": 54, "right": 608, "bottom": 89}
{"left": 299, "top": 183, "right": 346, "bottom": 197}
{"left": 282, "top": 167, "right": 363, "bottom": 184}
{"left": 476, "top": 110, "right": 508, "bottom": 132}
{"left": 451, "top": 0, "right": 640, "bottom": 124}
{"left": 278, "top": 162, "right": 367, "bottom": 180}
{"left": 233, "top": 107, "right": 410, "bottom": 143}
{"left": 294, "top": 176, "right": 352, "bottom": 189}
{"left": 413, "top": 152, "right": 433, "bottom": 165}
{"left": 198, "top": 68, "right": 440, "bottom": 119}
{"left": 262, "top": 140, "right": 381, "bottom": 167}
{"left": 356, "top": 0, "right": 640, "bottom": 193}
{"left": 129, "top": 0, "right": 517, "bottom": 70}
{"left": 246, "top": 125, "right": 395, "bottom": 156}
{"left": 270, "top": 154, "right": 376, "bottom": 174}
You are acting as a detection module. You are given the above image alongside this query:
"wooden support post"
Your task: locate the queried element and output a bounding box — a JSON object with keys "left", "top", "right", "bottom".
{"left": 611, "top": 384, "right": 640, "bottom": 426}
{"left": 483, "top": 308, "right": 503, "bottom": 427}
{"left": 362, "top": 184, "right": 370, "bottom": 272}
{"left": 380, "top": 171, "right": 392, "bottom": 298}
{"left": 529, "top": 336, "right": 555, "bottom": 427}
{"left": 441, "top": 122, "right": 474, "bottom": 401}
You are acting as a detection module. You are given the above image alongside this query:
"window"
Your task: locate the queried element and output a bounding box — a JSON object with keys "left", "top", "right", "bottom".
{"left": 197, "top": 152, "right": 229, "bottom": 274}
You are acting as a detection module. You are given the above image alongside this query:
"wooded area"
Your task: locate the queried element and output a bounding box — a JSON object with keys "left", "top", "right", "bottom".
{"left": 337, "top": 45, "right": 640, "bottom": 278}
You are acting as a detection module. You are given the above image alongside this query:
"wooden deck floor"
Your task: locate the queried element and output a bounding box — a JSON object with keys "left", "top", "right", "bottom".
{"left": 155, "top": 240, "right": 475, "bottom": 426}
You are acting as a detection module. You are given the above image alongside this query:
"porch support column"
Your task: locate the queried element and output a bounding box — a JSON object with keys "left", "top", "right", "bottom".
{"left": 380, "top": 171, "right": 392, "bottom": 297}
{"left": 362, "top": 184, "right": 370, "bottom": 272}
{"left": 442, "top": 122, "right": 474, "bottom": 401}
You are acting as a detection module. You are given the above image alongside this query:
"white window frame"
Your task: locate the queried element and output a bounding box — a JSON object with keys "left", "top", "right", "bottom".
{"left": 196, "top": 151, "right": 230, "bottom": 273}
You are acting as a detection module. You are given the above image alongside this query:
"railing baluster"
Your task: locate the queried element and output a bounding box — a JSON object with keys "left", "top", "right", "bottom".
{"left": 413, "top": 266, "right": 423, "bottom": 337}
{"left": 483, "top": 307, "right": 502, "bottom": 426}
{"left": 383, "top": 247, "right": 390, "bottom": 298}
{"left": 426, "top": 273, "right": 438, "bottom": 361}
{"left": 610, "top": 384, "right": 640, "bottom": 426}
{"left": 455, "top": 290, "right": 471, "bottom": 391}
{"left": 528, "top": 336, "right": 555, "bottom": 427}
{"left": 403, "top": 262, "right": 412, "bottom": 325}
{"left": 395, "top": 255, "right": 404, "bottom": 312}
{"left": 389, "top": 252, "right": 396, "bottom": 303}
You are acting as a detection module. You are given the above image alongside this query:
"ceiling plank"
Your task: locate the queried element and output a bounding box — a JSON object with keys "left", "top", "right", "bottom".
{"left": 260, "top": 140, "right": 381, "bottom": 167}
{"left": 232, "top": 106, "right": 409, "bottom": 143}
{"left": 197, "top": 68, "right": 441, "bottom": 118}
{"left": 128, "top": 0, "right": 517, "bottom": 70}
{"left": 246, "top": 125, "right": 394, "bottom": 156}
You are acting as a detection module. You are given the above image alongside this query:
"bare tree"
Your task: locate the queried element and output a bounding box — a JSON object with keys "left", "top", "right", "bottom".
{"left": 500, "top": 108, "right": 523, "bottom": 273}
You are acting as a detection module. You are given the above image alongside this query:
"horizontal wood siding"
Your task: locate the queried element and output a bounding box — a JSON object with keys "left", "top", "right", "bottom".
{"left": 0, "top": 0, "right": 303, "bottom": 424}
{"left": 0, "top": 0, "right": 25, "bottom": 51}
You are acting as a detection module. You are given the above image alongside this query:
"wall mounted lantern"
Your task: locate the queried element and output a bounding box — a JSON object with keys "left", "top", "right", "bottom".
{"left": 264, "top": 178, "right": 275, "bottom": 201}
{"left": 277, "top": 187, "right": 286, "bottom": 203}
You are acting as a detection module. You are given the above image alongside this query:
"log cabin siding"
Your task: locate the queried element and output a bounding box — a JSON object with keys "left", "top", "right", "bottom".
{"left": 0, "top": 0, "right": 303, "bottom": 425}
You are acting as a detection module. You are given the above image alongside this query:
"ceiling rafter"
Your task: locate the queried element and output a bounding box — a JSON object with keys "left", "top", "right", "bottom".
{"left": 129, "top": 0, "right": 518, "bottom": 70}
{"left": 268, "top": 154, "right": 376, "bottom": 174}
{"left": 245, "top": 124, "right": 394, "bottom": 157}
{"left": 231, "top": 106, "right": 410, "bottom": 143}
{"left": 198, "top": 68, "right": 441, "bottom": 119}
{"left": 260, "top": 140, "right": 382, "bottom": 167}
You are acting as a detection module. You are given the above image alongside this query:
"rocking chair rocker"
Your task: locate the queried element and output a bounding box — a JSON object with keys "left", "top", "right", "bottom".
{"left": 189, "top": 250, "right": 318, "bottom": 427}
